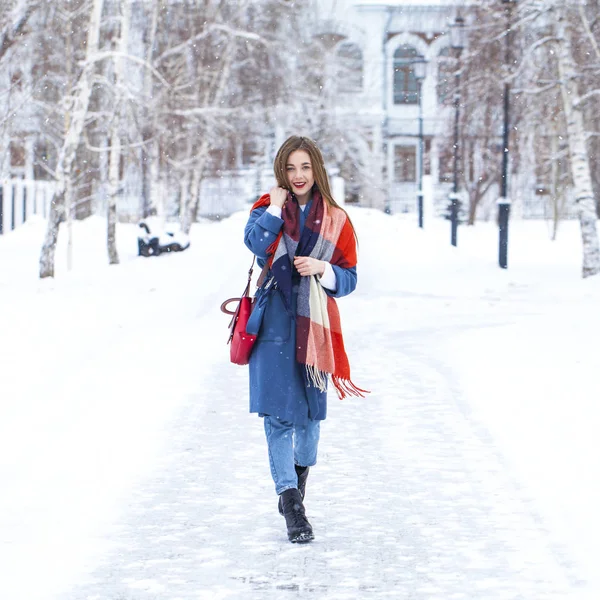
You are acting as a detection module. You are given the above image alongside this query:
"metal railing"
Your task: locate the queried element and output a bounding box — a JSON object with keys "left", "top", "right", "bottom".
{"left": 0, "top": 179, "right": 55, "bottom": 235}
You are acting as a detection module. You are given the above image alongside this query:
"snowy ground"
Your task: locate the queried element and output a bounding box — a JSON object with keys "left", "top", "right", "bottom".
{"left": 0, "top": 209, "right": 598, "bottom": 599}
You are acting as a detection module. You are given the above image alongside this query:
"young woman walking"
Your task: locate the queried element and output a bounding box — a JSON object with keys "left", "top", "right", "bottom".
{"left": 244, "top": 135, "right": 366, "bottom": 544}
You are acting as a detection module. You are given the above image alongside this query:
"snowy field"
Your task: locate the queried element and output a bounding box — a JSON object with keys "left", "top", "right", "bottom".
{"left": 0, "top": 209, "right": 599, "bottom": 600}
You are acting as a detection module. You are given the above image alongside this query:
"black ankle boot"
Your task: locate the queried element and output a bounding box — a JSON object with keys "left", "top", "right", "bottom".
{"left": 278, "top": 465, "right": 310, "bottom": 515}
{"left": 280, "top": 488, "right": 314, "bottom": 543}
{"left": 296, "top": 465, "right": 309, "bottom": 499}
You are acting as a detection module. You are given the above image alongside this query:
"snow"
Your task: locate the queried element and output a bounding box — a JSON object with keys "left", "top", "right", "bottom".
{"left": 0, "top": 209, "right": 598, "bottom": 599}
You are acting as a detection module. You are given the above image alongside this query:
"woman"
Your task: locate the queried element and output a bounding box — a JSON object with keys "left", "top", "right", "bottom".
{"left": 244, "top": 135, "right": 366, "bottom": 544}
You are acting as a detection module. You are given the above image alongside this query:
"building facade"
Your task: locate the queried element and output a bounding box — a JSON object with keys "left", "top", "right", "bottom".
{"left": 310, "top": 0, "right": 464, "bottom": 215}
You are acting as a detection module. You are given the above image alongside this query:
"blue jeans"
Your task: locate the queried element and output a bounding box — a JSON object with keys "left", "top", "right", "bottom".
{"left": 263, "top": 416, "right": 320, "bottom": 495}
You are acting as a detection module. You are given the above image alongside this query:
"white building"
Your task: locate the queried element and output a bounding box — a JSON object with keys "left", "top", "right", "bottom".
{"left": 311, "top": 0, "right": 464, "bottom": 215}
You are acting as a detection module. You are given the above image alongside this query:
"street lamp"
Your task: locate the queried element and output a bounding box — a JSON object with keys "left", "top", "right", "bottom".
{"left": 449, "top": 14, "right": 465, "bottom": 247}
{"left": 413, "top": 57, "right": 427, "bottom": 228}
{"left": 498, "top": 0, "right": 516, "bottom": 269}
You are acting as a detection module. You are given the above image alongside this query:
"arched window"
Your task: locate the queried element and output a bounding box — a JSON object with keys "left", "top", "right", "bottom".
{"left": 393, "top": 46, "right": 423, "bottom": 104}
{"left": 437, "top": 47, "right": 453, "bottom": 105}
{"left": 337, "top": 43, "right": 363, "bottom": 92}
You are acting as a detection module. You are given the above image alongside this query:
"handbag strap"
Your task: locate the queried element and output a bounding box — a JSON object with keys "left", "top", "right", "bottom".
{"left": 245, "top": 255, "right": 271, "bottom": 293}
{"left": 241, "top": 256, "right": 257, "bottom": 298}
{"left": 256, "top": 260, "right": 270, "bottom": 289}
{"left": 220, "top": 256, "right": 270, "bottom": 316}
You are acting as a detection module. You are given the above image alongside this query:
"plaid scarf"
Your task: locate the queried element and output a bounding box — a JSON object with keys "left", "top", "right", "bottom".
{"left": 251, "top": 190, "right": 368, "bottom": 400}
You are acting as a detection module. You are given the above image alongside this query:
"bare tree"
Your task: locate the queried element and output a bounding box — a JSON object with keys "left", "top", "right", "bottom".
{"left": 39, "top": 0, "right": 105, "bottom": 279}
{"left": 554, "top": 3, "right": 600, "bottom": 276}
{"left": 105, "top": 0, "right": 132, "bottom": 265}
{"left": 463, "top": 0, "right": 600, "bottom": 277}
{"left": 0, "top": 0, "right": 40, "bottom": 176}
{"left": 0, "top": 0, "right": 38, "bottom": 63}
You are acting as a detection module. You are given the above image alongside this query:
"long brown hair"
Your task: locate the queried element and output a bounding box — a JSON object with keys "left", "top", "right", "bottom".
{"left": 273, "top": 135, "right": 358, "bottom": 242}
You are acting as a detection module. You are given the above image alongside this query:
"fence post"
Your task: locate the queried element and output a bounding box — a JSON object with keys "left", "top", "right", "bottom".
{"left": 13, "top": 181, "right": 24, "bottom": 228}
{"left": 11, "top": 183, "right": 15, "bottom": 230}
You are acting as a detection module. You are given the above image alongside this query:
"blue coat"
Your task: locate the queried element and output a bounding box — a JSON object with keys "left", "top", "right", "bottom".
{"left": 243, "top": 201, "right": 357, "bottom": 425}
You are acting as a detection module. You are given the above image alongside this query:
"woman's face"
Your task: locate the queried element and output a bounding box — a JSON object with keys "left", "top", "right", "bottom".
{"left": 285, "top": 150, "right": 314, "bottom": 198}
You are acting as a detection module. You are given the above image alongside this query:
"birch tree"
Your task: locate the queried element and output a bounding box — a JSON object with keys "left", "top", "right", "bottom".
{"left": 553, "top": 4, "right": 600, "bottom": 276}
{"left": 574, "top": 0, "right": 600, "bottom": 218}
{"left": 466, "top": 0, "right": 600, "bottom": 277}
{"left": 171, "top": 0, "right": 273, "bottom": 233}
{"left": 137, "top": 0, "right": 309, "bottom": 232}
{"left": 139, "top": 0, "right": 160, "bottom": 219}
{"left": 39, "top": 0, "right": 105, "bottom": 278}
{"left": 106, "top": 0, "right": 131, "bottom": 265}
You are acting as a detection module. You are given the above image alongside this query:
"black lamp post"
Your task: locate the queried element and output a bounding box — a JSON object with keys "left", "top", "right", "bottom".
{"left": 498, "top": 0, "right": 516, "bottom": 269}
{"left": 449, "top": 14, "right": 465, "bottom": 247}
{"left": 413, "top": 58, "right": 427, "bottom": 228}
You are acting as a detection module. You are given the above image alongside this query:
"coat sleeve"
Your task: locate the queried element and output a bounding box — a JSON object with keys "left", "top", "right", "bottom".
{"left": 324, "top": 265, "right": 357, "bottom": 299}
{"left": 244, "top": 206, "right": 284, "bottom": 259}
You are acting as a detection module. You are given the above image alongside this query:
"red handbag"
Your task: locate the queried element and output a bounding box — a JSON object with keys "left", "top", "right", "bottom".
{"left": 220, "top": 257, "right": 268, "bottom": 365}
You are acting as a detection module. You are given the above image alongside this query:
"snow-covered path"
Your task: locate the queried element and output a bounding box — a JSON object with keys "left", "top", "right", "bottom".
{"left": 56, "top": 308, "right": 581, "bottom": 600}
{"left": 1, "top": 211, "right": 597, "bottom": 599}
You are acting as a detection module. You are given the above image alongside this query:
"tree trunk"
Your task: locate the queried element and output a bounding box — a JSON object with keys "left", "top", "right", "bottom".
{"left": 555, "top": 9, "right": 600, "bottom": 277}
{"left": 187, "top": 163, "right": 201, "bottom": 231}
{"left": 39, "top": 191, "right": 65, "bottom": 277}
{"left": 585, "top": 99, "right": 600, "bottom": 219}
{"left": 550, "top": 133, "right": 560, "bottom": 241}
{"left": 106, "top": 0, "right": 130, "bottom": 265}
{"left": 39, "top": 0, "right": 105, "bottom": 278}
{"left": 107, "top": 122, "right": 120, "bottom": 265}
{"left": 140, "top": 0, "right": 159, "bottom": 219}
{"left": 148, "top": 140, "right": 161, "bottom": 218}
{"left": 182, "top": 138, "right": 209, "bottom": 234}
{"left": 467, "top": 187, "right": 478, "bottom": 226}
{"left": 140, "top": 130, "right": 150, "bottom": 218}
{"left": 64, "top": 24, "right": 74, "bottom": 271}
{"left": 179, "top": 168, "right": 190, "bottom": 226}
{"left": 65, "top": 177, "right": 74, "bottom": 270}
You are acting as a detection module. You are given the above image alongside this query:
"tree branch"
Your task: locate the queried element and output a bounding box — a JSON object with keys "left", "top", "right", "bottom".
{"left": 0, "top": 0, "right": 38, "bottom": 63}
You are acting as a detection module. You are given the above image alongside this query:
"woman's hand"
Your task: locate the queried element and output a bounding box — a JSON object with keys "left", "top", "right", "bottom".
{"left": 269, "top": 186, "right": 288, "bottom": 208}
{"left": 294, "top": 257, "right": 326, "bottom": 277}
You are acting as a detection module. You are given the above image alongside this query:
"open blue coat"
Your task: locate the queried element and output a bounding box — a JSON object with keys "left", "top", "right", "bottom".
{"left": 244, "top": 200, "right": 357, "bottom": 425}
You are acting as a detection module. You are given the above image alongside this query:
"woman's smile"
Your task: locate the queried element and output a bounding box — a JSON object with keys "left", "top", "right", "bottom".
{"left": 286, "top": 150, "right": 315, "bottom": 203}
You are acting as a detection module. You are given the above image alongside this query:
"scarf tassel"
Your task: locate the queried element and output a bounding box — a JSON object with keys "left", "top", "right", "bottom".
{"left": 331, "top": 375, "right": 370, "bottom": 400}
{"left": 306, "top": 365, "right": 370, "bottom": 400}
{"left": 306, "top": 364, "right": 328, "bottom": 393}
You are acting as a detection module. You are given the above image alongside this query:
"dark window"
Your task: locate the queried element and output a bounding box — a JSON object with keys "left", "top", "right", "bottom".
{"left": 394, "top": 145, "right": 416, "bottom": 182}
{"left": 337, "top": 43, "right": 363, "bottom": 92}
{"left": 437, "top": 47, "right": 453, "bottom": 105}
{"left": 393, "top": 46, "right": 423, "bottom": 105}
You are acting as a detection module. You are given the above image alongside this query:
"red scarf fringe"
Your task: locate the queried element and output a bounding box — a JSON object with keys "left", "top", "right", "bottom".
{"left": 332, "top": 376, "right": 370, "bottom": 400}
